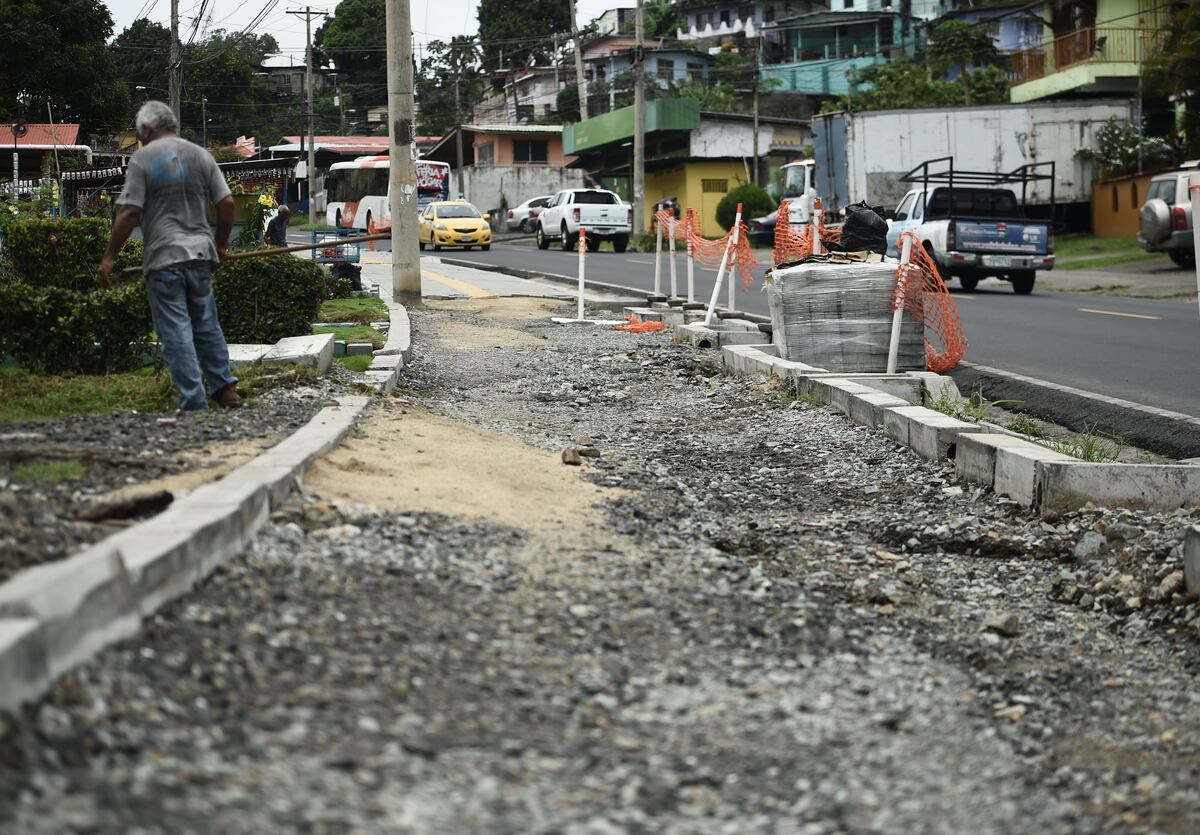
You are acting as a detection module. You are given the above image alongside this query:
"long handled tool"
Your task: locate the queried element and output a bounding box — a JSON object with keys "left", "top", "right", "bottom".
{"left": 116, "top": 232, "right": 395, "bottom": 279}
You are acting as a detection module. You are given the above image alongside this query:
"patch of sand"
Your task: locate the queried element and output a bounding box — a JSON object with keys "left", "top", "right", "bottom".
{"left": 425, "top": 297, "right": 567, "bottom": 320}
{"left": 306, "top": 404, "right": 619, "bottom": 559}
{"left": 92, "top": 437, "right": 281, "bottom": 504}
{"left": 419, "top": 298, "right": 568, "bottom": 349}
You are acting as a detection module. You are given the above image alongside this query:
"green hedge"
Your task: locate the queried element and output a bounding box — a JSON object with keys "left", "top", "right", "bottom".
{"left": 716, "top": 184, "right": 775, "bottom": 232}
{"left": 0, "top": 261, "right": 153, "bottom": 374}
{"left": 213, "top": 254, "right": 328, "bottom": 344}
{"left": 3, "top": 218, "right": 142, "bottom": 290}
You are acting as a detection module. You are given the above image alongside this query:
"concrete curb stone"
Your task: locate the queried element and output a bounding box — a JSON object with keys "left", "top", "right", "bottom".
{"left": 1184, "top": 526, "right": 1200, "bottom": 594}
{"left": 1036, "top": 461, "right": 1200, "bottom": 515}
{"left": 0, "top": 394, "right": 372, "bottom": 712}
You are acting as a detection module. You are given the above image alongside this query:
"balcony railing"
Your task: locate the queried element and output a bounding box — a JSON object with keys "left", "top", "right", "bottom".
{"left": 1009, "top": 27, "right": 1163, "bottom": 86}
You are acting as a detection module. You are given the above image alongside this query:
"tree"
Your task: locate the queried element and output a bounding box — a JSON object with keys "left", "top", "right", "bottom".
{"left": 716, "top": 183, "right": 773, "bottom": 231}
{"left": 0, "top": 0, "right": 130, "bottom": 137}
{"left": 416, "top": 37, "right": 485, "bottom": 135}
{"left": 926, "top": 19, "right": 1001, "bottom": 106}
{"left": 645, "top": 0, "right": 683, "bottom": 40}
{"left": 476, "top": 0, "right": 569, "bottom": 71}
{"left": 1146, "top": 2, "right": 1200, "bottom": 156}
{"left": 316, "top": 0, "right": 387, "bottom": 109}
{"left": 821, "top": 60, "right": 1008, "bottom": 114}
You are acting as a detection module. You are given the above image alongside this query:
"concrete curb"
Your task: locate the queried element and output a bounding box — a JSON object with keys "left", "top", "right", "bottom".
{"left": 0, "top": 395, "right": 371, "bottom": 712}
{"left": 364, "top": 288, "right": 412, "bottom": 396}
{"left": 951, "top": 361, "right": 1200, "bottom": 460}
{"left": 1184, "top": 525, "right": 1200, "bottom": 594}
{"left": 717, "top": 343, "right": 1200, "bottom": 514}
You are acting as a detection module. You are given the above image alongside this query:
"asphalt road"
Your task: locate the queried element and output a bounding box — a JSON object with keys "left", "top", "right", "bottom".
{"left": 432, "top": 240, "right": 1200, "bottom": 418}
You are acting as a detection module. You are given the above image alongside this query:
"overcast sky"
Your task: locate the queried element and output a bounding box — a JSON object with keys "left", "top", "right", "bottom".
{"left": 104, "top": 0, "right": 624, "bottom": 64}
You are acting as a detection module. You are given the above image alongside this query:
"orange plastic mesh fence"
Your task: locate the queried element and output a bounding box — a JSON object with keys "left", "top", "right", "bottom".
{"left": 894, "top": 231, "right": 968, "bottom": 373}
{"left": 653, "top": 208, "right": 759, "bottom": 289}
{"left": 772, "top": 199, "right": 843, "bottom": 266}
{"left": 612, "top": 313, "right": 668, "bottom": 333}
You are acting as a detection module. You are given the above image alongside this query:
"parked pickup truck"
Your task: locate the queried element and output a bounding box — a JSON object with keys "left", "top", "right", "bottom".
{"left": 536, "top": 189, "right": 633, "bottom": 253}
{"left": 885, "top": 186, "right": 1055, "bottom": 295}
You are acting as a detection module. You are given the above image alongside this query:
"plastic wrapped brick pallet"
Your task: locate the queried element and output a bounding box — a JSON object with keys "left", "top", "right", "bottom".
{"left": 765, "top": 260, "right": 925, "bottom": 372}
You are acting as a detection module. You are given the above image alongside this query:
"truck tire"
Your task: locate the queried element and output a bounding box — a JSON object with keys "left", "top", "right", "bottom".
{"left": 1010, "top": 270, "right": 1035, "bottom": 295}
{"left": 561, "top": 223, "right": 576, "bottom": 252}
{"left": 1169, "top": 249, "right": 1195, "bottom": 268}
{"left": 536, "top": 224, "right": 550, "bottom": 250}
{"left": 612, "top": 235, "right": 629, "bottom": 253}
{"left": 958, "top": 274, "right": 979, "bottom": 292}
{"left": 1139, "top": 198, "right": 1171, "bottom": 245}
{"left": 586, "top": 237, "right": 600, "bottom": 252}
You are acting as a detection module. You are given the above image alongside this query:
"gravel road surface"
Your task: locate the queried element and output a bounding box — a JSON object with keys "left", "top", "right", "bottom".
{"left": 2, "top": 297, "right": 1198, "bottom": 834}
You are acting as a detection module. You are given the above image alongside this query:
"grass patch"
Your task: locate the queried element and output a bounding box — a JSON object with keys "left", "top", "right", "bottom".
{"left": 1043, "top": 425, "right": 1125, "bottom": 462}
{"left": 236, "top": 363, "right": 321, "bottom": 398}
{"left": 319, "top": 296, "right": 389, "bottom": 324}
{"left": 336, "top": 355, "right": 374, "bottom": 373}
{"left": 1053, "top": 234, "right": 1167, "bottom": 271}
{"left": 12, "top": 459, "right": 87, "bottom": 483}
{"left": 0, "top": 367, "right": 176, "bottom": 422}
{"left": 928, "top": 384, "right": 1007, "bottom": 423}
{"left": 1004, "top": 413, "right": 1045, "bottom": 439}
{"left": 1056, "top": 252, "right": 1165, "bottom": 271}
{"left": 312, "top": 325, "right": 386, "bottom": 349}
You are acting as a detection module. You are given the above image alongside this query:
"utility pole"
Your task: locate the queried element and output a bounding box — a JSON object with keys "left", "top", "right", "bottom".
{"left": 751, "top": 37, "right": 760, "bottom": 186}
{"left": 201, "top": 96, "right": 207, "bottom": 147}
{"left": 632, "top": 0, "right": 645, "bottom": 241}
{"left": 569, "top": 0, "right": 588, "bottom": 120}
{"left": 454, "top": 76, "right": 465, "bottom": 199}
{"left": 385, "top": 0, "right": 422, "bottom": 304}
{"left": 168, "top": 0, "right": 181, "bottom": 122}
{"left": 287, "top": 6, "right": 328, "bottom": 225}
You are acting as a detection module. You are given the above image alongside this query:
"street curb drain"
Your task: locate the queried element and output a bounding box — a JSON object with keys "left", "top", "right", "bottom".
{"left": 709, "top": 338, "right": 1200, "bottom": 516}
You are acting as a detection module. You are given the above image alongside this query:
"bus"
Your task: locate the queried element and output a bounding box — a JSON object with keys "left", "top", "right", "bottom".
{"left": 325, "top": 155, "right": 451, "bottom": 232}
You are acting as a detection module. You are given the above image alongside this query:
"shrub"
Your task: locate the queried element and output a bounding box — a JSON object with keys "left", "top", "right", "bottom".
{"left": 213, "top": 254, "right": 328, "bottom": 344}
{"left": 0, "top": 263, "right": 153, "bottom": 374}
{"left": 715, "top": 184, "right": 775, "bottom": 232}
{"left": 3, "top": 217, "right": 142, "bottom": 290}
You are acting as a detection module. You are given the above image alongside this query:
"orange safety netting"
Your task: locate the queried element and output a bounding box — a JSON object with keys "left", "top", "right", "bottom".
{"left": 772, "top": 198, "right": 843, "bottom": 266}
{"left": 656, "top": 207, "right": 759, "bottom": 289}
{"left": 893, "top": 230, "right": 968, "bottom": 373}
{"left": 612, "top": 313, "right": 668, "bottom": 333}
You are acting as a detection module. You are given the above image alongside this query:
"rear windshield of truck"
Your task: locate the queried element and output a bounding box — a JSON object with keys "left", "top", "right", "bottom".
{"left": 572, "top": 191, "right": 619, "bottom": 205}
{"left": 926, "top": 188, "right": 1022, "bottom": 219}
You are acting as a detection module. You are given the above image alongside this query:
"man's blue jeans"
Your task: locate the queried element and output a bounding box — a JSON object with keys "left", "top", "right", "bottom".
{"left": 145, "top": 259, "right": 237, "bottom": 411}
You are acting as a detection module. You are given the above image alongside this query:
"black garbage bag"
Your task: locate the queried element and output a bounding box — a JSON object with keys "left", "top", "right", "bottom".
{"left": 828, "top": 201, "right": 888, "bottom": 254}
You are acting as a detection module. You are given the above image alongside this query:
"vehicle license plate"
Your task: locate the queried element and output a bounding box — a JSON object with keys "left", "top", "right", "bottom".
{"left": 985, "top": 254, "right": 1015, "bottom": 268}
{"left": 458, "top": 237, "right": 474, "bottom": 243}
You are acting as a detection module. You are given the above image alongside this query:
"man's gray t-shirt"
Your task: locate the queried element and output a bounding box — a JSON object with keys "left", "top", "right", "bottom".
{"left": 117, "top": 137, "right": 232, "bottom": 273}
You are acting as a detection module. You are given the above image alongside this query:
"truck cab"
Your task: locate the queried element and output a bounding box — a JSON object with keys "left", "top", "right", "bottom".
{"left": 773, "top": 160, "right": 817, "bottom": 226}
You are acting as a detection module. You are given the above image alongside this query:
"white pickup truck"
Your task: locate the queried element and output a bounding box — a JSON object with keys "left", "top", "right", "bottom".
{"left": 885, "top": 185, "right": 1055, "bottom": 295}
{"left": 536, "top": 189, "right": 633, "bottom": 253}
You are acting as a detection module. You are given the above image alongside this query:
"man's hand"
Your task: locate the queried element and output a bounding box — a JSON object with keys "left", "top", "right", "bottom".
{"left": 216, "top": 246, "right": 229, "bottom": 263}
{"left": 97, "top": 256, "right": 115, "bottom": 290}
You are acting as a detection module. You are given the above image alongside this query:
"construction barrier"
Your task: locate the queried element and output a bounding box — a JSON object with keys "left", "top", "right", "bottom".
{"left": 893, "top": 230, "right": 967, "bottom": 373}
{"left": 654, "top": 208, "right": 759, "bottom": 292}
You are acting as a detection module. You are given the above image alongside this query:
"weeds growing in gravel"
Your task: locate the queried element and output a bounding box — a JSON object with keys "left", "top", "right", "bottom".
{"left": 1043, "top": 425, "right": 1125, "bottom": 462}
{"left": 236, "top": 364, "right": 321, "bottom": 398}
{"left": 0, "top": 367, "right": 176, "bottom": 421}
{"left": 12, "top": 459, "right": 86, "bottom": 483}
{"left": 1004, "top": 414, "right": 1045, "bottom": 438}
{"left": 928, "top": 385, "right": 1016, "bottom": 423}
{"left": 336, "top": 355, "right": 374, "bottom": 373}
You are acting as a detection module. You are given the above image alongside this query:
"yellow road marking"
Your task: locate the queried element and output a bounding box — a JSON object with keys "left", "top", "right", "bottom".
{"left": 1076, "top": 307, "right": 1160, "bottom": 321}
{"left": 421, "top": 268, "right": 498, "bottom": 299}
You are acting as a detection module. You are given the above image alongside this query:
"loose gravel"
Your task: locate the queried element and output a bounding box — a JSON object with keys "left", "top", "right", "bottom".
{"left": 1, "top": 298, "right": 1198, "bottom": 834}
{"left": 0, "top": 369, "right": 360, "bottom": 583}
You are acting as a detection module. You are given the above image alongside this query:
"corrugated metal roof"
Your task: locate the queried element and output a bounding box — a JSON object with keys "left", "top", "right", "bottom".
{"left": 8, "top": 124, "right": 81, "bottom": 146}
{"left": 462, "top": 124, "right": 565, "bottom": 134}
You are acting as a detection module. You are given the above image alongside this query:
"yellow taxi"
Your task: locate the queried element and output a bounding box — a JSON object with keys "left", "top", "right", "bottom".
{"left": 418, "top": 200, "right": 492, "bottom": 251}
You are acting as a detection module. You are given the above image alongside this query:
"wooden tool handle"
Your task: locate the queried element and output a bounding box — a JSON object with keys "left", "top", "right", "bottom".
{"left": 116, "top": 231, "right": 394, "bottom": 277}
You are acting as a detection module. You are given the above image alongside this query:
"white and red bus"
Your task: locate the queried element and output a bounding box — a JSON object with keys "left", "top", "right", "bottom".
{"left": 325, "top": 155, "right": 451, "bottom": 232}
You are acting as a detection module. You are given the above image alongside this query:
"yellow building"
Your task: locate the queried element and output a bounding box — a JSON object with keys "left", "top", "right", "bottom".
{"left": 563, "top": 98, "right": 810, "bottom": 238}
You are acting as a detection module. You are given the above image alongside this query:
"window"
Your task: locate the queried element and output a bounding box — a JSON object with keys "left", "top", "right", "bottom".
{"left": 1148, "top": 178, "right": 1175, "bottom": 206}
{"left": 530, "top": 197, "right": 550, "bottom": 208}
{"left": 701, "top": 179, "right": 728, "bottom": 193}
{"left": 894, "top": 193, "right": 915, "bottom": 221}
{"left": 513, "top": 140, "right": 549, "bottom": 163}
{"left": 911, "top": 192, "right": 924, "bottom": 220}
{"left": 573, "top": 191, "right": 618, "bottom": 204}
{"left": 720, "top": 9, "right": 730, "bottom": 25}
{"left": 843, "top": 0, "right": 853, "bottom": 8}
{"left": 657, "top": 58, "right": 675, "bottom": 82}
{"left": 477, "top": 142, "right": 494, "bottom": 164}
{"left": 687, "top": 62, "right": 704, "bottom": 82}
{"left": 739, "top": 6, "right": 752, "bottom": 23}
{"left": 436, "top": 204, "right": 481, "bottom": 219}
{"left": 925, "top": 188, "right": 1021, "bottom": 219}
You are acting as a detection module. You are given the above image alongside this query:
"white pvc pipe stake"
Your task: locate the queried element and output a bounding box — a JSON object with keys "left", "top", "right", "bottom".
{"left": 705, "top": 203, "right": 742, "bottom": 325}
{"left": 1191, "top": 173, "right": 1200, "bottom": 323}
{"left": 811, "top": 198, "right": 822, "bottom": 257}
{"left": 685, "top": 213, "right": 696, "bottom": 303}
{"left": 653, "top": 215, "right": 662, "bottom": 296}
{"left": 577, "top": 226, "right": 587, "bottom": 321}
{"left": 887, "top": 234, "right": 915, "bottom": 375}
{"left": 668, "top": 215, "right": 678, "bottom": 299}
{"left": 727, "top": 215, "right": 739, "bottom": 312}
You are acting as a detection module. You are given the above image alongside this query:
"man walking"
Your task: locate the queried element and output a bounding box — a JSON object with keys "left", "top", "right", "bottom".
{"left": 98, "top": 101, "right": 242, "bottom": 411}
{"left": 265, "top": 204, "right": 290, "bottom": 247}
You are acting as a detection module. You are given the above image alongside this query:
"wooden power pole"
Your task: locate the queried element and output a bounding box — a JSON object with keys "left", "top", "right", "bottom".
{"left": 569, "top": 0, "right": 588, "bottom": 120}
{"left": 287, "top": 6, "right": 328, "bottom": 226}
{"left": 384, "top": 0, "right": 422, "bottom": 304}
{"left": 632, "top": 0, "right": 645, "bottom": 241}
{"left": 168, "top": 0, "right": 181, "bottom": 122}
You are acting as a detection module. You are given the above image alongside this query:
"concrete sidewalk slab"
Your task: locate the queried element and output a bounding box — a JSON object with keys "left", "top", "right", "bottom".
{"left": 263, "top": 333, "right": 335, "bottom": 372}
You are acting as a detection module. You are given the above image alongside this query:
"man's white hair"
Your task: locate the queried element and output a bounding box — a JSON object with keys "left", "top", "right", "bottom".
{"left": 135, "top": 100, "right": 179, "bottom": 136}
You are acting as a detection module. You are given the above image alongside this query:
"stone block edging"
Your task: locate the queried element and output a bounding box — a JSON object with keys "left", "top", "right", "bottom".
{"left": 365, "top": 294, "right": 412, "bottom": 395}
{"left": 0, "top": 395, "right": 370, "bottom": 712}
